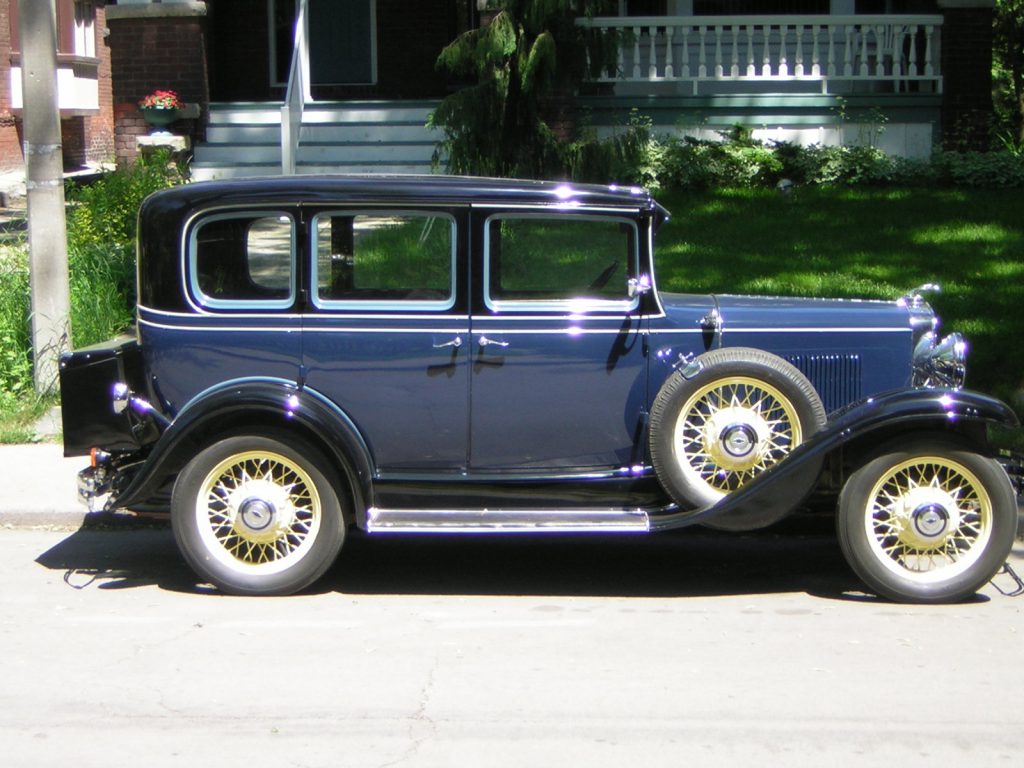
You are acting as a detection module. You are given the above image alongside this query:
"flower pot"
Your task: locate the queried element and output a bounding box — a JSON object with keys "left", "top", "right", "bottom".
{"left": 140, "top": 107, "right": 179, "bottom": 134}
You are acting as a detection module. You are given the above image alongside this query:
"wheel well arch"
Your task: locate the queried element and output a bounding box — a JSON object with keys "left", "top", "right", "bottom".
{"left": 167, "top": 410, "right": 367, "bottom": 527}
{"left": 820, "top": 418, "right": 993, "bottom": 496}
{"left": 112, "top": 380, "right": 376, "bottom": 524}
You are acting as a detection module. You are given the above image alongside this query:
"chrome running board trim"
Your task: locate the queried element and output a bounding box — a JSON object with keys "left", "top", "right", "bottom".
{"left": 366, "top": 507, "right": 651, "bottom": 533}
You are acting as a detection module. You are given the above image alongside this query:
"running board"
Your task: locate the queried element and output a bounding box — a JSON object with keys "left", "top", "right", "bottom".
{"left": 366, "top": 507, "right": 651, "bottom": 533}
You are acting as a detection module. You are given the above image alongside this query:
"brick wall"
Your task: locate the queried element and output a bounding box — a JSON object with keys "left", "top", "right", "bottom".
{"left": 940, "top": 5, "right": 995, "bottom": 150}
{"left": 0, "top": 1, "right": 19, "bottom": 171}
{"left": 107, "top": 6, "right": 210, "bottom": 166}
{"left": 0, "top": 2, "right": 115, "bottom": 173}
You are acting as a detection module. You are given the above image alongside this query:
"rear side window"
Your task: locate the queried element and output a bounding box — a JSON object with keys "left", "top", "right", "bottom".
{"left": 189, "top": 212, "right": 296, "bottom": 309}
{"left": 484, "top": 214, "right": 637, "bottom": 312}
{"left": 313, "top": 211, "right": 456, "bottom": 310}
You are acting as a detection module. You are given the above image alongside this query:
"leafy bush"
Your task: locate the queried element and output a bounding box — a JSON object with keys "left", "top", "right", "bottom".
{"left": 0, "top": 152, "right": 184, "bottom": 423}
{"left": 65, "top": 151, "right": 185, "bottom": 348}
{"left": 0, "top": 244, "right": 31, "bottom": 414}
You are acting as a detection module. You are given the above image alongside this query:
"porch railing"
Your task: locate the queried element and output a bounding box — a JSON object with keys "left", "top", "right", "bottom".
{"left": 281, "top": 0, "right": 312, "bottom": 175}
{"left": 575, "top": 15, "right": 943, "bottom": 95}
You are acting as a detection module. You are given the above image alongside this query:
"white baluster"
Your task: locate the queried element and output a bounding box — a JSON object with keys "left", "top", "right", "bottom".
{"left": 681, "top": 26, "right": 691, "bottom": 78}
{"left": 779, "top": 24, "right": 789, "bottom": 77}
{"left": 649, "top": 26, "right": 658, "bottom": 79}
{"left": 826, "top": 25, "right": 835, "bottom": 78}
{"left": 665, "top": 26, "right": 675, "bottom": 79}
{"left": 714, "top": 26, "right": 723, "bottom": 78}
{"left": 859, "top": 25, "right": 869, "bottom": 77}
{"left": 795, "top": 25, "right": 805, "bottom": 77}
{"left": 698, "top": 25, "right": 707, "bottom": 78}
{"left": 924, "top": 25, "right": 934, "bottom": 77}
{"left": 731, "top": 26, "right": 739, "bottom": 77}
{"left": 762, "top": 24, "right": 771, "bottom": 77}
{"left": 746, "top": 25, "right": 756, "bottom": 77}
{"left": 875, "top": 25, "right": 886, "bottom": 77}
{"left": 632, "top": 26, "right": 642, "bottom": 80}
{"left": 811, "top": 25, "right": 821, "bottom": 77}
{"left": 843, "top": 25, "right": 852, "bottom": 77}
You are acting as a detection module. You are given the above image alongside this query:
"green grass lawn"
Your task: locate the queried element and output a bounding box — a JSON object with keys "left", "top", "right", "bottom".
{"left": 653, "top": 187, "right": 1024, "bottom": 415}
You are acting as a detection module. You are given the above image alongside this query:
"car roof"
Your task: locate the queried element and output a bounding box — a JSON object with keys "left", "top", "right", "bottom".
{"left": 142, "top": 174, "right": 669, "bottom": 221}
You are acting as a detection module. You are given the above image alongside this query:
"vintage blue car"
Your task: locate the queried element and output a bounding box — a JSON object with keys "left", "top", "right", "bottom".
{"left": 60, "top": 175, "right": 1020, "bottom": 602}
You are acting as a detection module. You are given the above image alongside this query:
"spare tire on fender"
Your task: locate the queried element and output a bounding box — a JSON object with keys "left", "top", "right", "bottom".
{"left": 649, "top": 347, "right": 828, "bottom": 530}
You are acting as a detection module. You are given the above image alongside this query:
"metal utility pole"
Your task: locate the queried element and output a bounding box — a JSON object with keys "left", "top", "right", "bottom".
{"left": 18, "top": 0, "right": 71, "bottom": 394}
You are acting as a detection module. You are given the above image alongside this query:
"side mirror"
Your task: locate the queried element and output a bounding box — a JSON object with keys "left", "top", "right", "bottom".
{"left": 628, "top": 274, "right": 652, "bottom": 299}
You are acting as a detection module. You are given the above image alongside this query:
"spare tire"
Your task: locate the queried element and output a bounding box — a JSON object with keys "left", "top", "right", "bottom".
{"left": 649, "top": 347, "right": 827, "bottom": 528}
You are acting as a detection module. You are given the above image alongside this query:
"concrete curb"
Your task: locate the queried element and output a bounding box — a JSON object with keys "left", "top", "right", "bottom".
{"left": 0, "top": 443, "right": 92, "bottom": 528}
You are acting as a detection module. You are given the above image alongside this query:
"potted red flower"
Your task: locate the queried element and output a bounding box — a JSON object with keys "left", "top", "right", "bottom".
{"left": 138, "top": 89, "right": 183, "bottom": 133}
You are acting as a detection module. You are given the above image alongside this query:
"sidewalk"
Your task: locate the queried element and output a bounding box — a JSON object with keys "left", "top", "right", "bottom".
{"left": 0, "top": 443, "right": 93, "bottom": 528}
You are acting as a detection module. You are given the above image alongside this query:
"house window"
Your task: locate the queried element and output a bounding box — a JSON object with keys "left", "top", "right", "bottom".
{"left": 8, "top": 0, "right": 97, "bottom": 59}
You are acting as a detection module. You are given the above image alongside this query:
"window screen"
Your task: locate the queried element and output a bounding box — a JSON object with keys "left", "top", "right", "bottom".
{"left": 191, "top": 213, "right": 295, "bottom": 308}
{"left": 314, "top": 212, "right": 455, "bottom": 308}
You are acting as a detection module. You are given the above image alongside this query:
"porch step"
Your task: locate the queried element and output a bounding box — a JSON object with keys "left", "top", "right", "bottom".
{"left": 192, "top": 100, "right": 443, "bottom": 181}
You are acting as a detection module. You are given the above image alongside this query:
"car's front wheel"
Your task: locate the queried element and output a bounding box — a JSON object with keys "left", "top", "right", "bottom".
{"left": 172, "top": 434, "right": 346, "bottom": 596}
{"left": 837, "top": 437, "right": 1017, "bottom": 603}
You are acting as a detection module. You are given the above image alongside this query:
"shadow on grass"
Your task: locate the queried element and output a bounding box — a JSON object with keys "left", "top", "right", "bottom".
{"left": 34, "top": 516, "right": 879, "bottom": 601}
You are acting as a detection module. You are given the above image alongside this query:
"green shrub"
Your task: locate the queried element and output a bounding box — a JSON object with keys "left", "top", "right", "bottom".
{"left": 65, "top": 151, "right": 184, "bottom": 349}
{"left": 0, "top": 244, "right": 31, "bottom": 414}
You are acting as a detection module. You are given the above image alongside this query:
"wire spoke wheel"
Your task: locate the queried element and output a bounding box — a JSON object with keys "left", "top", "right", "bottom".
{"left": 862, "top": 456, "right": 991, "bottom": 582}
{"left": 172, "top": 434, "right": 346, "bottom": 596}
{"left": 673, "top": 375, "right": 802, "bottom": 496}
{"left": 650, "top": 348, "right": 827, "bottom": 522}
{"left": 837, "top": 438, "right": 1016, "bottom": 603}
{"left": 197, "top": 450, "right": 322, "bottom": 575}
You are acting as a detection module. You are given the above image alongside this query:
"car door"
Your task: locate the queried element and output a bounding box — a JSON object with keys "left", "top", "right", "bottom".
{"left": 468, "top": 208, "right": 648, "bottom": 472}
{"left": 301, "top": 206, "right": 470, "bottom": 471}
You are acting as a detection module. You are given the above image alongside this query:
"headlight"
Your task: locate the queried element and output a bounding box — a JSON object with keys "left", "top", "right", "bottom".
{"left": 913, "top": 331, "right": 967, "bottom": 389}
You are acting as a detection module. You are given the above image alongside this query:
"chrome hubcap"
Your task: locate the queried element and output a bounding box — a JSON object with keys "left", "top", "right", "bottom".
{"left": 238, "top": 497, "right": 276, "bottom": 533}
{"left": 720, "top": 423, "right": 758, "bottom": 459}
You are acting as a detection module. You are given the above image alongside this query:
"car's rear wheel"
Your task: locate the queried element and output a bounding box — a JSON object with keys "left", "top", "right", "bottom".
{"left": 649, "top": 347, "right": 827, "bottom": 528}
{"left": 837, "top": 438, "right": 1016, "bottom": 603}
{"left": 172, "top": 434, "right": 346, "bottom": 596}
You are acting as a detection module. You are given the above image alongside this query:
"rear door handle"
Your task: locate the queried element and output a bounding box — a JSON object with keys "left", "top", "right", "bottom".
{"left": 433, "top": 336, "right": 463, "bottom": 349}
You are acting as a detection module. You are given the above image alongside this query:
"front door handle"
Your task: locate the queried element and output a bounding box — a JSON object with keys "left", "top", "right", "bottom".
{"left": 433, "top": 336, "right": 463, "bottom": 349}
{"left": 477, "top": 336, "right": 509, "bottom": 349}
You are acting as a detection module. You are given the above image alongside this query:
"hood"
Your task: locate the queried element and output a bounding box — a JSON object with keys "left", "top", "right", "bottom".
{"left": 710, "top": 294, "right": 911, "bottom": 332}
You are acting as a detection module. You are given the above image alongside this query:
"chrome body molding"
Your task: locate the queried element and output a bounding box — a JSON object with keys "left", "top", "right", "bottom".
{"left": 366, "top": 507, "right": 653, "bottom": 533}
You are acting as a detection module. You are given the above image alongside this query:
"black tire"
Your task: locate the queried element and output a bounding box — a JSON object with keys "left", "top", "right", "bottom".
{"left": 837, "top": 437, "right": 1017, "bottom": 604}
{"left": 649, "top": 347, "right": 827, "bottom": 525}
{"left": 171, "top": 434, "right": 347, "bottom": 596}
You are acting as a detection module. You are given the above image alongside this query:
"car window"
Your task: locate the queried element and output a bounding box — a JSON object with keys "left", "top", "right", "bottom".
{"left": 189, "top": 212, "right": 295, "bottom": 309}
{"left": 485, "top": 214, "right": 637, "bottom": 312}
{"left": 313, "top": 212, "right": 456, "bottom": 310}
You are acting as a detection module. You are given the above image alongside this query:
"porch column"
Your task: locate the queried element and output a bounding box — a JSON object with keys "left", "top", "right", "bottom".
{"left": 936, "top": 0, "right": 995, "bottom": 150}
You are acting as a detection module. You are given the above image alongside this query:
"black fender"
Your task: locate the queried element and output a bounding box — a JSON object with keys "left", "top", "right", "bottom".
{"left": 110, "top": 378, "right": 375, "bottom": 522}
{"left": 649, "top": 387, "right": 1020, "bottom": 531}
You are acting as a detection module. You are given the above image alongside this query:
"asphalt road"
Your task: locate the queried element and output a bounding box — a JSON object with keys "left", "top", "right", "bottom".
{"left": 2, "top": 523, "right": 1023, "bottom": 768}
